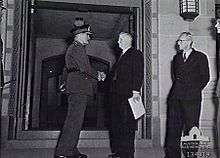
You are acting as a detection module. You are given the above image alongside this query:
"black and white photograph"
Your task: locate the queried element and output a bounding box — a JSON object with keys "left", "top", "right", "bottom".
{"left": 0, "top": 0, "right": 220, "bottom": 158}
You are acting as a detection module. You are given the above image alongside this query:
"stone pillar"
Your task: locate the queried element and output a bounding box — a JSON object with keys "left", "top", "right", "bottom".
{"left": 0, "top": 0, "right": 6, "bottom": 152}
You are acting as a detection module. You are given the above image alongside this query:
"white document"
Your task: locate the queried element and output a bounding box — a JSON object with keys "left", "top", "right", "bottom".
{"left": 128, "top": 97, "right": 146, "bottom": 120}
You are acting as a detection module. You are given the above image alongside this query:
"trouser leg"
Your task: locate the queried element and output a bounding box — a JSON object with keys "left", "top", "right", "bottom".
{"left": 119, "top": 152, "right": 134, "bottom": 158}
{"left": 164, "top": 99, "right": 183, "bottom": 158}
{"left": 55, "top": 94, "right": 87, "bottom": 157}
{"left": 217, "top": 111, "right": 220, "bottom": 157}
{"left": 114, "top": 127, "right": 135, "bottom": 158}
{"left": 109, "top": 94, "right": 120, "bottom": 154}
{"left": 109, "top": 128, "right": 117, "bottom": 154}
{"left": 109, "top": 95, "right": 136, "bottom": 156}
{"left": 182, "top": 99, "right": 201, "bottom": 158}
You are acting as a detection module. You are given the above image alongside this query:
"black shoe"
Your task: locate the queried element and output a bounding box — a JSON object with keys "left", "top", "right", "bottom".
{"left": 107, "top": 153, "right": 120, "bottom": 158}
{"left": 54, "top": 156, "right": 67, "bottom": 158}
{"left": 55, "top": 153, "right": 87, "bottom": 158}
{"left": 77, "top": 153, "right": 88, "bottom": 158}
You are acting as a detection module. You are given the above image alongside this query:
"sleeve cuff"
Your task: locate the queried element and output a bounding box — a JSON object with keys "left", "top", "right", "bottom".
{"left": 132, "top": 90, "right": 140, "bottom": 94}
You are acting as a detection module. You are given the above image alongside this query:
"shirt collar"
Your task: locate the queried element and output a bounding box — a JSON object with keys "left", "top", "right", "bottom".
{"left": 183, "top": 48, "right": 192, "bottom": 59}
{"left": 122, "top": 47, "right": 131, "bottom": 55}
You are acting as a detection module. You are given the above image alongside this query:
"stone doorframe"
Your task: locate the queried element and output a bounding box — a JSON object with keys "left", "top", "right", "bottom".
{"left": 1, "top": 0, "right": 162, "bottom": 148}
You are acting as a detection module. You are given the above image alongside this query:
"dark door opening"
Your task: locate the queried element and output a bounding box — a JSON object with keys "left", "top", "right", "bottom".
{"left": 26, "top": 2, "right": 133, "bottom": 131}
{"left": 10, "top": 0, "right": 145, "bottom": 141}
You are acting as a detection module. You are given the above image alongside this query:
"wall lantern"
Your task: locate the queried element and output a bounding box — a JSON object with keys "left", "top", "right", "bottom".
{"left": 0, "top": 0, "right": 6, "bottom": 10}
{"left": 179, "top": 0, "right": 199, "bottom": 22}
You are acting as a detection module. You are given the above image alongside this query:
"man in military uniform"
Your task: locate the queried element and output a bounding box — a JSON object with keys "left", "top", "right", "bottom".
{"left": 54, "top": 19, "right": 105, "bottom": 158}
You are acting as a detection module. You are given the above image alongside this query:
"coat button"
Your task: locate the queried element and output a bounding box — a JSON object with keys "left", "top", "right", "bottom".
{"left": 85, "top": 77, "right": 88, "bottom": 80}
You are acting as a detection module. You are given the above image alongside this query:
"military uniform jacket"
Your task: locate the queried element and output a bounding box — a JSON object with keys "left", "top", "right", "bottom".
{"left": 169, "top": 48, "right": 210, "bottom": 100}
{"left": 65, "top": 41, "right": 96, "bottom": 96}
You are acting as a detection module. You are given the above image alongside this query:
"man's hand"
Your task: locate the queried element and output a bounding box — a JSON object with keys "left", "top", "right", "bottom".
{"left": 98, "top": 71, "right": 106, "bottom": 81}
{"left": 132, "top": 92, "right": 141, "bottom": 103}
{"left": 215, "top": 19, "right": 220, "bottom": 33}
{"left": 59, "top": 83, "right": 66, "bottom": 92}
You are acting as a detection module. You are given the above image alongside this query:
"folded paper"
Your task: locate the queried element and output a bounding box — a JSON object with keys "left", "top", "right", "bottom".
{"left": 128, "top": 97, "right": 146, "bottom": 120}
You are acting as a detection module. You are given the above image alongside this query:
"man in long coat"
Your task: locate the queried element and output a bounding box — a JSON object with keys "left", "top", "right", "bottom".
{"left": 108, "top": 32, "right": 144, "bottom": 158}
{"left": 165, "top": 32, "right": 210, "bottom": 158}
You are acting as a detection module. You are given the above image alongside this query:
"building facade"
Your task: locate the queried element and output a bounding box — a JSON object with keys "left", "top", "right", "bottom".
{"left": 0, "top": 0, "right": 218, "bottom": 150}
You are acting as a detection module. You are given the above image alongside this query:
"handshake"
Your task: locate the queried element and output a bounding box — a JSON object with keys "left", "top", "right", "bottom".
{"left": 59, "top": 71, "right": 106, "bottom": 93}
{"left": 59, "top": 82, "right": 66, "bottom": 93}
{"left": 97, "top": 71, "right": 106, "bottom": 81}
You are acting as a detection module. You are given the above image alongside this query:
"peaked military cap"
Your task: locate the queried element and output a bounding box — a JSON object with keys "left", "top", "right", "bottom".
{"left": 70, "top": 17, "right": 93, "bottom": 35}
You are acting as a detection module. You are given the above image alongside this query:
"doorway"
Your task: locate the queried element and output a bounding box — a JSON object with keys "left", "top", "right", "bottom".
{"left": 29, "top": 2, "right": 132, "bottom": 132}
{"left": 10, "top": 1, "right": 147, "bottom": 142}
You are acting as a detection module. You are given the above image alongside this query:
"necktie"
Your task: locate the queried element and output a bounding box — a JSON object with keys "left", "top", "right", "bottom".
{"left": 113, "top": 53, "right": 124, "bottom": 80}
{"left": 183, "top": 53, "right": 186, "bottom": 62}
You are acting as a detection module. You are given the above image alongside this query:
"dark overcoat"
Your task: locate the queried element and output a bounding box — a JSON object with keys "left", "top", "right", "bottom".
{"left": 110, "top": 47, "right": 144, "bottom": 129}
{"left": 169, "top": 48, "right": 210, "bottom": 100}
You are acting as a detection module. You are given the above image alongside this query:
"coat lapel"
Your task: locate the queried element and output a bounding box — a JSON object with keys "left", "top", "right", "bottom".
{"left": 113, "top": 48, "right": 132, "bottom": 80}
{"left": 183, "top": 49, "right": 195, "bottom": 64}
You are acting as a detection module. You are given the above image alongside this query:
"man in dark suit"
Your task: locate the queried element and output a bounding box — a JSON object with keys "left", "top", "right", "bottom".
{"left": 54, "top": 18, "right": 105, "bottom": 158}
{"left": 108, "top": 32, "right": 144, "bottom": 158}
{"left": 164, "top": 32, "right": 210, "bottom": 158}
